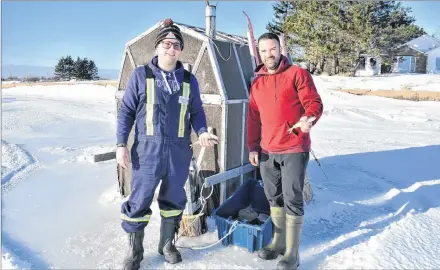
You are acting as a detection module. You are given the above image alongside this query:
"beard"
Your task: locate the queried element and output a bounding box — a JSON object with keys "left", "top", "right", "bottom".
{"left": 265, "top": 56, "right": 280, "bottom": 71}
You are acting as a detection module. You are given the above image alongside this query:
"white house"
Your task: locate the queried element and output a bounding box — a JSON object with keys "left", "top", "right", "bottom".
{"left": 393, "top": 35, "right": 440, "bottom": 74}
{"left": 426, "top": 46, "right": 440, "bottom": 74}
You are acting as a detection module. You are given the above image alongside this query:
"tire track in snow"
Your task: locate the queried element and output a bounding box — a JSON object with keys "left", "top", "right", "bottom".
{"left": 1, "top": 141, "right": 49, "bottom": 269}
{"left": 1, "top": 140, "right": 39, "bottom": 192}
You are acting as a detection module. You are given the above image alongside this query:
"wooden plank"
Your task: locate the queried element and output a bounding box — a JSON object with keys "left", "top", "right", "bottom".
{"left": 94, "top": 151, "right": 116, "bottom": 162}
{"left": 205, "top": 163, "right": 255, "bottom": 188}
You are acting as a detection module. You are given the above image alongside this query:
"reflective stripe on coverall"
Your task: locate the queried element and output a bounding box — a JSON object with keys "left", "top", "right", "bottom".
{"left": 120, "top": 65, "right": 194, "bottom": 233}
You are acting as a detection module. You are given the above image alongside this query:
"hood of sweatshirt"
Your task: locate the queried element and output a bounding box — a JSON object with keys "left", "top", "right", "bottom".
{"left": 147, "top": 55, "right": 184, "bottom": 94}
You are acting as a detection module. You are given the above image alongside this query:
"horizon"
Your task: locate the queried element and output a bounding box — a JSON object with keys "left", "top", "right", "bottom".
{"left": 2, "top": 1, "right": 440, "bottom": 71}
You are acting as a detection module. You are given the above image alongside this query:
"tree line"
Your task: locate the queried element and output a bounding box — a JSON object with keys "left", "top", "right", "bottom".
{"left": 54, "top": 55, "right": 99, "bottom": 80}
{"left": 267, "top": 0, "right": 426, "bottom": 75}
{"left": 1, "top": 76, "right": 54, "bottom": 83}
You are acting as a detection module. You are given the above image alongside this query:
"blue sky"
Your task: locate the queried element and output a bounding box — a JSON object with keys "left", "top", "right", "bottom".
{"left": 2, "top": 1, "right": 439, "bottom": 70}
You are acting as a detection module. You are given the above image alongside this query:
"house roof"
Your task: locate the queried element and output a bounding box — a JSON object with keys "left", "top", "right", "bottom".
{"left": 426, "top": 45, "right": 440, "bottom": 55}
{"left": 401, "top": 34, "right": 440, "bottom": 54}
{"left": 125, "top": 20, "right": 253, "bottom": 49}
{"left": 176, "top": 22, "right": 249, "bottom": 45}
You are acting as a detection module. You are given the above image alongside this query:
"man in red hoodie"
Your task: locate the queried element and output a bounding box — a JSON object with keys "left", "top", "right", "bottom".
{"left": 247, "top": 32, "right": 323, "bottom": 270}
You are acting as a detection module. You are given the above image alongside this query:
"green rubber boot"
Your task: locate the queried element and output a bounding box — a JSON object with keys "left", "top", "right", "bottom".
{"left": 276, "top": 214, "right": 304, "bottom": 270}
{"left": 258, "top": 207, "right": 286, "bottom": 260}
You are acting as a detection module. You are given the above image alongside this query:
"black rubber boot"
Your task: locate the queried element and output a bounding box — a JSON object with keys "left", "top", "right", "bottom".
{"left": 158, "top": 218, "right": 182, "bottom": 264}
{"left": 122, "top": 230, "right": 145, "bottom": 270}
{"left": 258, "top": 207, "right": 286, "bottom": 260}
{"left": 276, "top": 214, "right": 304, "bottom": 270}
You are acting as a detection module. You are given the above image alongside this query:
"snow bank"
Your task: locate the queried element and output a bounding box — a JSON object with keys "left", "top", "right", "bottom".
{"left": 2, "top": 252, "right": 19, "bottom": 270}
{"left": 2, "top": 141, "right": 31, "bottom": 183}
{"left": 2, "top": 81, "right": 21, "bottom": 85}
{"left": 314, "top": 74, "right": 440, "bottom": 92}
{"left": 2, "top": 84, "right": 117, "bottom": 102}
{"left": 1, "top": 140, "right": 39, "bottom": 190}
{"left": 1, "top": 247, "right": 31, "bottom": 269}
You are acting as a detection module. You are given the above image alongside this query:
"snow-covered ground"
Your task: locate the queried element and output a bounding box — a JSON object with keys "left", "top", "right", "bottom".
{"left": 2, "top": 81, "right": 22, "bottom": 85}
{"left": 316, "top": 73, "right": 440, "bottom": 92}
{"left": 2, "top": 74, "right": 440, "bottom": 269}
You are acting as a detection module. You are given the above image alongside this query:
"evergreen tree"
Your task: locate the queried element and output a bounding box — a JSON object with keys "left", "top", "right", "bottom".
{"left": 283, "top": 1, "right": 342, "bottom": 73}
{"left": 80, "top": 58, "right": 90, "bottom": 80}
{"left": 281, "top": 0, "right": 425, "bottom": 75}
{"left": 73, "top": 57, "right": 89, "bottom": 79}
{"left": 345, "top": 1, "right": 425, "bottom": 73}
{"left": 73, "top": 57, "right": 81, "bottom": 79}
{"left": 266, "top": 1, "right": 295, "bottom": 34}
{"left": 55, "top": 56, "right": 100, "bottom": 80}
{"left": 64, "top": 55, "right": 75, "bottom": 80}
{"left": 54, "top": 56, "right": 66, "bottom": 80}
{"left": 87, "top": 60, "right": 99, "bottom": 80}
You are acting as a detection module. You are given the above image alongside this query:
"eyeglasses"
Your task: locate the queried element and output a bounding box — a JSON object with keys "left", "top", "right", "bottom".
{"left": 161, "top": 41, "right": 182, "bottom": 50}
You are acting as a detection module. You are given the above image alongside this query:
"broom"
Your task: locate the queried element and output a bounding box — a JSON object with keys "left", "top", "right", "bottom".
{"left": 179, "top": 180, "right": 214, "bottom": 237}
{"left": 178, "top": 168, "right": 212, "bottom": 237}
{"left": 178, "top": 127, "right": 219, "bottom": 237}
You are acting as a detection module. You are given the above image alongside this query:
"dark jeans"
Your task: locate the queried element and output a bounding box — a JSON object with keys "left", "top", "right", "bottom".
{"left": 260, "top": 152, "right": 309, "bottom": 216}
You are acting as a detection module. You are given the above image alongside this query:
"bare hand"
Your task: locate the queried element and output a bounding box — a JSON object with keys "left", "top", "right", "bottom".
{"left": 116, "top": 146, "right": 130, "bottom": 169}
{"left": 249, "top": 151, "right": 259, "bottom": 166}
{"left": 198, "top": 132, "right": 219, "bottom": 147}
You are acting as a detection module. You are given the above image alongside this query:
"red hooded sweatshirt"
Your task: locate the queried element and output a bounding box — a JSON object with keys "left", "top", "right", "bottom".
{"left": 247, "top": 55, "right": 323, "bottom": 154}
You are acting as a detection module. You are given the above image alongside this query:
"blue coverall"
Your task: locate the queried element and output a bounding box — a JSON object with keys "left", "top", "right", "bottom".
{"left": 116, "top": 56, "right": 207, "bottom": 233}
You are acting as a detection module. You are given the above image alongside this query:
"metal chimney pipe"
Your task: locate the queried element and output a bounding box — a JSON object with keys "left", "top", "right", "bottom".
{"left": 205, "top": 3, "right": 216, "bottom": 39}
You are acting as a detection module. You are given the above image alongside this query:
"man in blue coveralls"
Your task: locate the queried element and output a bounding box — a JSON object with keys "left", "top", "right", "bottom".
{"left": 116, "top": 18, "right": 218, "bottom": 269}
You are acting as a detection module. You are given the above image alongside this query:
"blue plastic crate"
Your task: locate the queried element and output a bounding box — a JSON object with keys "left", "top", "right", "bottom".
{"left": 212, "top": 179, "right": 272, "bottom": 253}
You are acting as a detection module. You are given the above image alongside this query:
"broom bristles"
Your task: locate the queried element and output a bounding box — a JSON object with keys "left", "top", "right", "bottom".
{"left": 180, "top": 215, "right": 202, "bottom": 237}
{"left": 179, "top": 214, "right": 203, "bottom": 237}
